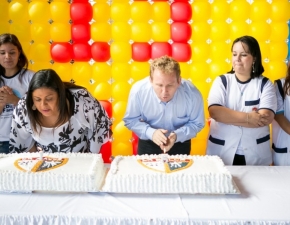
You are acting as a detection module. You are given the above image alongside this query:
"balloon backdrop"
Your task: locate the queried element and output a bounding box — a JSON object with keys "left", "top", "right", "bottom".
{"left": 0, "top": 0, "right": 289, "bottom": 160}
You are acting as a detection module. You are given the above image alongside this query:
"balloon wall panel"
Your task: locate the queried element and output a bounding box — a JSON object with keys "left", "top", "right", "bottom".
{"left": 0, "top": 0, "right": 289, "bottom": 159}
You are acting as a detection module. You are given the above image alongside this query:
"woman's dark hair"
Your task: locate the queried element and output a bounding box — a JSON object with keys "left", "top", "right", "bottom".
{"left": 228, "top": 35, "right": 264, "bottom": 79}
{"left": 284, "top": 61, "right": 290, "bottom": 97}
{"left": 26, "top": 69, "right": 84, "bottom": 132}
{"left": 0, "top": 33, "right": 29, "bottom": 85}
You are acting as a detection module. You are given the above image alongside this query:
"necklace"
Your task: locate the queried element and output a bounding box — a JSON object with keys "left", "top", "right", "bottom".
{"left": 237, "top": 82, "right": 248, "bottom": 96}
{"left": 235, "top": 75, "right": 251, "bottom": 96}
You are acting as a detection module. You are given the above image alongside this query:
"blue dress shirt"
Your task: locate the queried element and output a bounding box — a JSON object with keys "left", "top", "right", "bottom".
{"left": 123, "top": 77, "right": 205, "bottom": 143}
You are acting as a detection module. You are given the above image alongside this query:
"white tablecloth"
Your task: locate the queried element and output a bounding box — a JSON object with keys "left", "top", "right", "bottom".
{"left": 1, "top": 166, "right": 290, "bottom": 225}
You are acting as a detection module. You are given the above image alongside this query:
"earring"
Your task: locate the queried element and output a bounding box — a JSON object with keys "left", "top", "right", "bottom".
{"left": 32, "top": 104, "right": 36, "bottom": 110}
{"left": 252, "top": 63, "right": 255, "bottom": 73}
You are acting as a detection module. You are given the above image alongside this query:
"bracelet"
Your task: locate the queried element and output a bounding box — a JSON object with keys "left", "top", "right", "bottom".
{"left": 246, "top": 113, "right": 249, "bottom": 125}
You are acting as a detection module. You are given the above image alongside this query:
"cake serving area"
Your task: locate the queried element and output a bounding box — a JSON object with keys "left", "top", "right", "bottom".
{"left": 0, "top": 153, "right": 240, "bottom": 194}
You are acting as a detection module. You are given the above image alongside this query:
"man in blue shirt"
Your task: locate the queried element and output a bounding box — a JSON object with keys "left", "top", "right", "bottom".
{"left": 123, "top": 55, "right": 205, "bottom": 155}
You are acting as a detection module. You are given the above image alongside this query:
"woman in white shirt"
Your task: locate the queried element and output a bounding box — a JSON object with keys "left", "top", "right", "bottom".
{"left": 206, "top": 35, "right": 277, "bottom": 165}
{"left": 9, "top": 69, "right": 112, "bottom": 153}
{"left": 272, "top": 61, "right": 290, "bottom": 165}
{"left": 0, "top": 33, "right": 34, "bottom": 153}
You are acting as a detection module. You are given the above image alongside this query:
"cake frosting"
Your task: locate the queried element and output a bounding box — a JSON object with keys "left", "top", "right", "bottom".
{"left": 102, "top": 154, "right": 239, "bottom": 194}
{"left": 0, "top": 152, "right": 106, "bottom": 192}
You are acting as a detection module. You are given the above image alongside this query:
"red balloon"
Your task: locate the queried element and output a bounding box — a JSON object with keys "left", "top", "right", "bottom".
{"left": 91, "top": 42, "right": 110, "bottom": 62}
{"left": 172, "top": 43, "right": 191, "bottom": 62}
{"left": 70, "top": 3, "right": 93, "bottom": 23}
{"left": 72, "top": 43, "right": 92, "bottom": 61}
{"left": 132, "top": 132, "right": 139, "bottom": 155}
{"left": 71, "top": 23, "right": 90, "bottom": 43}
{"left": 100, "top": 141, "right": 112, "bottom": 163}
{"left": 151, "top": 42, "right": 171, "bottom": 59}
{"left": 171, "top": 2, "right": 192, "bottom": 22}
{"left": 171, "top": 22, "right": 192, "bottom": 42}
{"left": 50, "top": 42, "right": 72, "bottom": 63}
{"left": 99, "top": 100, "right": 112, "bottom": 118}
{"left": 132, "top": 42, "right": 151, "bottom": 62}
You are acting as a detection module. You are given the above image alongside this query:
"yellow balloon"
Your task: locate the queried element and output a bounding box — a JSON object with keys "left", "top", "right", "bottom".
{"left": 30, "top": 23, "right": 50, "bottom": 42}
{"left": 131, "top": 22, "right": 151, "bottom": 42}
{"left": 28, "top": 1, "right": 50, "bottom": 23}
{"left": 229, "top": 0, "right": 250, "bottom": 21}
{"left": 152, "top": 2, "right": 170, "bottom": 22}
{"left": 189, "top": 62, "right": 210, "bottom": 83}
{"left": 229, "top": 21, "right": 249, "bottom": 41}
{"left": 269, "top": 42, "right": 288, "bottom": 61}
{"left": 190, "top": 138, "right": 206, "bottom": 155}
{"left": 52, "top": 63, "right": 72, "bottom": 82}
{"left": 112, "top": 140, "right": 132, "bottom": 156}
{"left": 270, "top": 22, "right": 289, "bottom": 42}
{"left": 91, "top": 22, "right": 111, "bottom": 42}
{"left": 93, "top": 82, "right": 112, "bottom": 100}
{"left": 113, "top": 101, "right": 128, "bottom": 121}
{"left": 262, "top": 63, "right": 270, "bottom": 78}
{"left": 9, "top": 0, "right": 29, "bottom": 23}
{"left": 0, "top": 23, "right": 10, "bottom": 36}
{"left": 191, "top": 1, "right": 210, "bottom": 21}
{"left": 91, "top": 63, "right": 111, "bottom": 83}
{"left": 271, "top": 1, "right": 290, "bottom": 22}
{"left": 50, "top": 22, "right": 71, "bottom": 42}
{"left": 151, "top": 22, "right": 170, "bottom": 42}
{"left": 130, "top": 2, "right": 151, "bottom": 22}
{"left": 250, "top": 1, "right": 270, "bottom": 22}
{"left": 191, "top": 22, "right": 210, "bottom": 42}
{"left": 31, "top": 62, "right": 52, "bottom": 73}
{"left": 194, "top": 81, "right": 211, "bottom": 97}
{"left": 249, "top": 22, "right": 271, "bottom": 41}
{"left": 210, "top": 22, "right": 229, "bottom": 41}
{"left": 267, "top": 61, "right": 287, "bottom": 82}
{"left": 209, "top": 41, "right": 231, "bottom": 61}
{"left": 209, "top": 61, "right": 231, "bottom": 78}
{"left": 112, "top": 121, "right": 132, "bottom": 141}
{"left": 93, "top": 3, "right": 110, "bottom": 22}
{"left": 130, "top": 62, "right": 150, "bottom": 81}
{"left": 0, "top": 1, "right": 9, "bottom": 21}
{"left": 111, "top": 22, "right": 131, "bottom": 41}
{"left": 10, "top": 23, "right": 30, "bottom": 42}
{"left": 50, "top": 2, "right": 70, "bottom": 23}
{"left": 72, "top": 62, "right": 92, "bottom": 87}
{"left": 210, "top": 1, "right": 229, "bottom": 21}
{"left": 112, "top": 81, "right": 131, "bottom": 101}
{"left": 110, "top": 42, "right": 132, "bottom": 63}
{"left": 259, "top": 42, "right": 270, "bottom": 60}
{"left": 111, "top": 63, "right": 131, "bottom": 82}
{"left": 111, "top": 3, "right": 130, "bottom": 22}
{"left": 29, "top": 42, "right": 51, "bottom": 62}
{"left": 179, "top": 62, "right": 190, "bottom": 80}
{"left": 190, "top": 42, "right": 210, "bottom": 62}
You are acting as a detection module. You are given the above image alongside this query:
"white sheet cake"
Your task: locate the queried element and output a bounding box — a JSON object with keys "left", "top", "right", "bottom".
{"left": 0, "top": 152, "right": 106, "bottom": 192}
{"left": 102, "top": 154, "right": 240, "bottom": 194}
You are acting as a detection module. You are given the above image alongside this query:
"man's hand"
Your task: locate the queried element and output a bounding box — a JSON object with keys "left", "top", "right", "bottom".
{"left": 152, "top": 129, "right": 168, "bottom": 147}
{"left": 160, "top": 132, "right": 176, "bottom": 153}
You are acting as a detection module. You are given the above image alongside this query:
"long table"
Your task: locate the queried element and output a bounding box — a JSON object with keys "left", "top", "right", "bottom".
{"left": 1, "top": 166, "right": 290, "bottom": 224}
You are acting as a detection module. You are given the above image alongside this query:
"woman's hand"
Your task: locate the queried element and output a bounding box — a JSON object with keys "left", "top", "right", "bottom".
{"left": 0, "top": 86, "right": 19, "bottom": 106}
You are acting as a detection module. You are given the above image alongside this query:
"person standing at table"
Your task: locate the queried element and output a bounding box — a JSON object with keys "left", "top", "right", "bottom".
{"left": 272, "top": 61, "right": 290, "bottom": 165}
{"left": 206, "top": 35, "right": 277, "bottom": 165}
{"left": 0, "top": 33, "right": 34, "bottom": 154}
{"left": 9, "top": 69, "right": 112, "bottom": 153}
{"left": 123, "top": 55, "right": 205, "bottom": 155}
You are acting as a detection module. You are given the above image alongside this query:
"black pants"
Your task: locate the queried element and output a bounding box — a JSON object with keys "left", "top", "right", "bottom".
{"left": 232, "top": 154, "right": 246, "bottom": 165}
{"left": 137, "top": 139, "right": 191, "bottom": 155}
